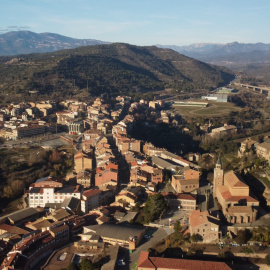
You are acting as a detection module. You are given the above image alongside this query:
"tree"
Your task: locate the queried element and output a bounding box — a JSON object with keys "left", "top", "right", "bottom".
{"left": 11, "top": 180, "right": 25, "bottom": 197}
{"left": 79, "top": 258, "right": 94, "bottom": 270}
{"left": 67, "top": 262, "right": 78, "bottom": 270}
{"left": 265, "top": 255, "right": 270, "bottom": 266}
{"left": 49, "top": 149, "right": 61, "bottom": 164}
{"left": 235, "top": 229, "right": 252, "bottom": 245}
{"left": 190, "top": 234, "right": 200, "bottom": 243}
{"left": 141, "top": 194, "right": 166, "bottom": 224}
{"left": 174, "top": 220, "right": 182, "bottom": 241}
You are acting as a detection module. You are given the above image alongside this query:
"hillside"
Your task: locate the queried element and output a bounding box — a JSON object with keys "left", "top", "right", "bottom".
{"left": 0, "top": 31, "right": 109, "bottom": 56}
{"left": 0, "top": 43, "right": 235, "bottom": 98}
{"left": 158, "top": 42, "right": 270, "bottom": 66}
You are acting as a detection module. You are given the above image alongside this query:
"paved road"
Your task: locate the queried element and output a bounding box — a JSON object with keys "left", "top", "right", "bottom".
{"left": 129, "top": 227, "right": 174, "bottom": 268}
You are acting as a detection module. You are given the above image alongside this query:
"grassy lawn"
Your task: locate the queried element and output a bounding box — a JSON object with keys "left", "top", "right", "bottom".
{"left": 258, "top": 176, "right": 270, "bottom": 189}
{"left": 173, "top": 101, "right": 241, "bottom": 118}
{"left": 131, "top": 261, "right": 138, "bottom": 270}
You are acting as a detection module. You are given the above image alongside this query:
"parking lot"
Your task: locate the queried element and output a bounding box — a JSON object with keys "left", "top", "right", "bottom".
{"left": 158, "top": 208, "right": 190, "bottom": 227}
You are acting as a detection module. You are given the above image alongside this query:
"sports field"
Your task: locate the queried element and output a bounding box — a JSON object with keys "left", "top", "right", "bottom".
{"left": 173, "top": 101, "right": 241, "bottom": 118}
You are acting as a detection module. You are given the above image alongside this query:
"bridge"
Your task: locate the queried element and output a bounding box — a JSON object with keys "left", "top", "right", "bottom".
{"left": 234, "top": 83, "right": 270, "bottom": 95}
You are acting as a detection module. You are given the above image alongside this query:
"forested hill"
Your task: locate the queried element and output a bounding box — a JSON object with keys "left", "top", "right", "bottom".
{"left": 0, "top": 43, "right": 235, "bottom": 98}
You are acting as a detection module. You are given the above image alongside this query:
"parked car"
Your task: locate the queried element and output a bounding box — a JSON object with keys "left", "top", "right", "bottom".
{"left": 117, "top": 259, "right": 125, "bottom": 266}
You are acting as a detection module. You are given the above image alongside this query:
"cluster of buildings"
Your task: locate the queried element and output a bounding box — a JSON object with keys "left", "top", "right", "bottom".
{"left": 1, "top": 93, "right": 268, "bottom": 269}
{"left": 0, "top": 101, "right": 57, "bottom": 140}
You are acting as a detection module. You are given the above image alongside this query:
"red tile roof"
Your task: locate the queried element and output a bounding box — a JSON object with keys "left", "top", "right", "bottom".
{"left": 224, "top": 171, "right": 248, "bottom": 188}
{"left": 218, "top": 186, "right": 258, "bottom": 203}
{"left": 137, "top": 251, "right": 231, "bottom": 270}
{"left": 83, "top": 189, "right": 102, "bottom": 198}
{"left": 137, "top": 251, "right": 155, "bottom": 269}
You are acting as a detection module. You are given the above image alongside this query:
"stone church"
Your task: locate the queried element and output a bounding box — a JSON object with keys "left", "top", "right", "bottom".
{"left": 213, "top": 158, "right": 259, "bottom": 224}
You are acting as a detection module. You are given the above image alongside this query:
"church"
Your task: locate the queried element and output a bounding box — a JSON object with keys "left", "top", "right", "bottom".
{"left": 213, "top": 158, "right": 259, "bottom": 224}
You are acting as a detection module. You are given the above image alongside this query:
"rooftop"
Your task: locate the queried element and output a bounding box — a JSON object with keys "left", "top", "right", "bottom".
{"left": 137, "top": 251, "right": 231, "bottom": 270}
{"left": 84, "top": 223, "right": 145, "bottom": 242}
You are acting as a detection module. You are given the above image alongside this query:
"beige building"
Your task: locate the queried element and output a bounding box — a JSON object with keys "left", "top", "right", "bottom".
{"left": 115, "top": 191, "right": 137, "bottom": 207}
{"left": 238, "top": 137, "right": 257, "bottom": 157}
{"left": 165, "top": 193, "right": 197, "bottom": 211}
{"left": 256, "top": 140, "right": 270, "bottom": 162}
{"left": 74, "top": 150, "right": 93, "bottom": 173}
{"left": 214, "top": 162, "right": 259, "bottom": 224}
{"left": 83, "top": 223, "right": 145, "bottom": 249}
{"left": 171, "top": 169, "right": 200, "bottom": 193}
{"left": 81, "top": 189, "right": 102, "bottom": 214}
{"left": 77, "top": 171, "right": 92, "bottom": 188}
{"left": 210, "top": 123, "right": 237, "bottom": 137}
{"left": 189, "top": 209, "right": 220, "bottom": 243}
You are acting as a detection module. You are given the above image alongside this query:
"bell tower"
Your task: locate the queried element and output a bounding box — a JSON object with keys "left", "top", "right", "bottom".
{"left": 213, "top": 156, "right": 223, "bottom": 198}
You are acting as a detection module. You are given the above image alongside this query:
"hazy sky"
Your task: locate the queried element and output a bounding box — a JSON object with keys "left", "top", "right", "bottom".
{"left": 1, "top": 0, "right": 269, "bottom": 46}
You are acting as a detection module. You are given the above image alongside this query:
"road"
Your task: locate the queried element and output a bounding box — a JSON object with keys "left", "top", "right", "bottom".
{"left": 129, "top": 227, "right": 174, "bottom": 268}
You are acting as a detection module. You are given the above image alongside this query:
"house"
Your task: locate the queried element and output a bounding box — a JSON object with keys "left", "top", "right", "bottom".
{"left": 25, "top": 219, "right": 52, "bottom": 231}
{"left": 165, "top": 193, "right": 197, "bottom": 211}
{"left": 77, "top": 171, "right": 92, "bottom": 188}
{"left": 210, "top": 123, "right": 237, "bottom": 137}
{"left": 117, "top": 138, "right": 141, "bottom": 154}
{"left": 95, "top": 169, "right": 118, "bottom": 187}
{"left": 115, "top": 191, "right": 138, "bottom": 207}
{"left": 74, "top": 150, "right": 93, "bottom": 173}
{"left": 238, "top": 137, "right": 257, "bottom": 157}
{"left": 81, "top": 189, "right": 102, "bottom": 214}
{"left": 256, "top": 139, "right": 270, "bottom": 162}
{"left": 140, "top": 165, "right": 163, "bottom": 184}
{"left": 83, "top": 223, "right": 146, "bottom": 249}
{"left": 143, "top": 142, "right": 164, "bottom": 157}
{"left": 137, "top": 251, "right": 232, "bottom": 270}
{"left": 189, "top": 210, "right": 220, "bottom": 243}
{"left": 171, "top": 169, "right": 200, "bottom": 193}
{"left": 48, "top": 209, "right": 72, "bottom": 221}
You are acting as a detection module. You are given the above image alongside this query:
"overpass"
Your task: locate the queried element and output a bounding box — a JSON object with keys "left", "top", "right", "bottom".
{"left": 234, "top": 83, "right": 270, "bottom": 95}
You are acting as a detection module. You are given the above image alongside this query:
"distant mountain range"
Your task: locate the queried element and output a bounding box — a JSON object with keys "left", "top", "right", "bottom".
{"left": 0, "top": 43, "right": 234, "bottom": 97}
{"left": 1, "top": 31, "right": 270, "bottom": 67}
{"left": 0, "top": 31, "right": 109, "bottom": 56}
{"left": 157, "top": 42, "right": 270, "bottom": 66}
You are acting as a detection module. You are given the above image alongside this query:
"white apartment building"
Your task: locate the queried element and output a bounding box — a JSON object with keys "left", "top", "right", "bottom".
{"left": 27, "top": 176, "right": 83, "bottom": 208}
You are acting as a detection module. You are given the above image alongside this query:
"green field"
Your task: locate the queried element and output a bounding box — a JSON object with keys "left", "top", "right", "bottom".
{"left": 173, "top": 101, "right": 241, "bottom": 118}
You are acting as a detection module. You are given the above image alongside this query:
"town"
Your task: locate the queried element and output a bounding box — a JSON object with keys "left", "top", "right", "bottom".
{"left": 1, "top": 84, "right": 270, "bottom": 270}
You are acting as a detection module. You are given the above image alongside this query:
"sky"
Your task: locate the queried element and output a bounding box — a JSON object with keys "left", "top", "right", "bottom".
{"left": 1, "top": 0, "right": 270, "bottom": 46}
